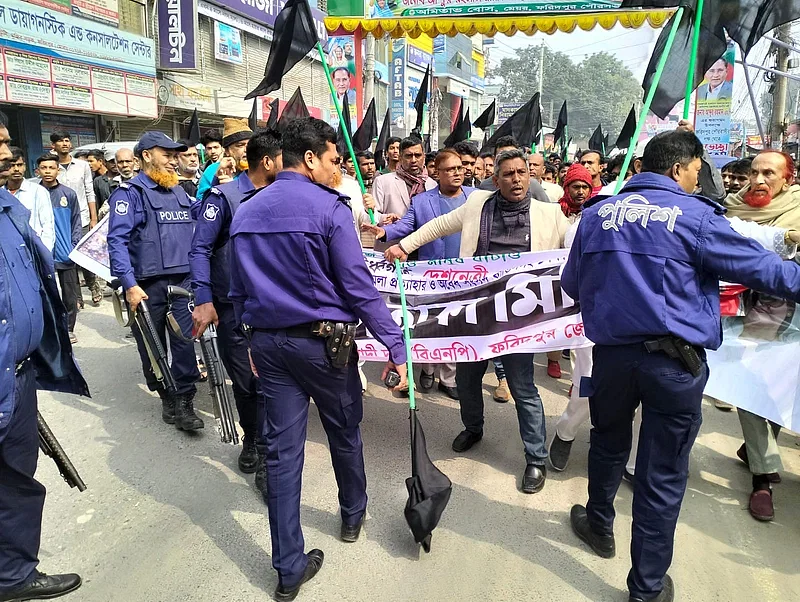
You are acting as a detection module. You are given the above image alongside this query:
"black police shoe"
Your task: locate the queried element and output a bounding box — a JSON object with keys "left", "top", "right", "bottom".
{"left": 238, "top": 437, "right": 258, "bottom": 474}
{"left": 452, "top": 429, "right": 482, "bottom": 452}
{"left": 521, "top": 463, "right": 546, "bottom": 493}
{"left": 548, "top": 434, "right": 572, "bottom": 472}
{"left": 419, "top": 371, "right": 435, "bottom": 392}
{"left": 570, "top": 505, "right": 615, "bottom": 559}
{"left": 437, "top": 382, "right": 459, "bottom": 400}
{"left": 174, "top": 394, "right": 204, "bottom": 431}
{"left": 274, "top": 549, "right": 324, "bottom": 602}
{"left": 0, "top": 571, "right": 82, "bottom": 601}
{"left": 341, "top": 516, "right": 364, "bottom": 543}
{"left": 161, "top": 397, "right": 176, "bottom": 425}
{"left": 629, "top": 574, "right": 674, "bottom": 602}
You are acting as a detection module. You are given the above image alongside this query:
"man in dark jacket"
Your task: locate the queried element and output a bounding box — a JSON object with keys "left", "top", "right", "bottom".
{"left": 0, "top": 110, "right": 89, "bottom": 602}
{"left": 37, "top": 154, "right": 82, "bottom": 343}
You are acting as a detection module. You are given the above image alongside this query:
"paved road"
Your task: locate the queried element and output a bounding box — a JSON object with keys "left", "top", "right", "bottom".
{"left": 35, "top": 299, "right": 800, "bottom": 601}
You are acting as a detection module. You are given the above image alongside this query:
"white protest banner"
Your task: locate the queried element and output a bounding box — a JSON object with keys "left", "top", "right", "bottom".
{"left": 69, "top": 214, "right": 111, "bottom": 281}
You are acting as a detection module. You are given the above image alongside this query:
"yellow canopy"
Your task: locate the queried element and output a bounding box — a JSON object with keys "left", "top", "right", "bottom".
{"left": 325, "top": 11, "right": 672, "bottom": 38}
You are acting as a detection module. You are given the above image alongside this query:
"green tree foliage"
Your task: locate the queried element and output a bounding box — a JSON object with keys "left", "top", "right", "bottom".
{"left": 489, "top": 45, "right": 642, "bottom": 141}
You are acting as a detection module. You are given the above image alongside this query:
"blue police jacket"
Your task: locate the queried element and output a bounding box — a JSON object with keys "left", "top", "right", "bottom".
{"left": 229, "top": 171, "right": 407, "bottom": 365}
{"left": 190, "top": 172, "right": 257, "bottom": 305}
{"left": 562, "top": 172, "right": 800, "bottom": 349}
{"left": 382, "top": 185, "right": 475, "bottom": 260}
{"left": 0, "top": 190, "right": 89, "bottom": 438}
{"left": 107, "top": 173, "right": 194, "bottom": 290}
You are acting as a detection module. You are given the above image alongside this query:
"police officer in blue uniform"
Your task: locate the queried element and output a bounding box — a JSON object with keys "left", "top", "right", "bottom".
{"left": 189, "top": 129, "right": 282, "bottom": 475}
{"left": 562, "top": 130, "right": 800, "bottom": 602}
{"left": 107, "top": 132, "right": 202, "bottom": 431}
{"left": 0, "top": 112, "right": 88, "bottom": 602}
{"left": 229, "top": 117, "right": 408, "bottom": 601}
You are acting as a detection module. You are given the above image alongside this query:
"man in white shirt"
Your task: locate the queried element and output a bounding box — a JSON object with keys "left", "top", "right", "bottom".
{"left": 3, "top": 147, "right": 54, "bottom": 250}
{"left": 528, "top": 151, "right": 563, "bottom": 202}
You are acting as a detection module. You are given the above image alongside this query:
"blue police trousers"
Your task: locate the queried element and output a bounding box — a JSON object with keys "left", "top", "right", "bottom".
{"left": 457, "top": 354, "right": 547, "bottom": 465}
{"left": 250, "top": 330, "right": 366, "bottom": 589}
{"left": 0, "top": 364, "right": 45, "bottom": 592}
{"left": 214, "top": 301, "right": 261, "bottom": 439}
{"left": 130, "top": 275, "right": 198, "bottom": 397}
{"left": 586, "top": 343, "right": 707, "bottom": 600}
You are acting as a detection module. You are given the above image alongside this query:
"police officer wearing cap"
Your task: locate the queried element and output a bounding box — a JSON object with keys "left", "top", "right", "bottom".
{"left": 0, "top": 111, "right": 87, "bottom": 601}
{"left": 562, "top": 130, "right": 800, "bottom": 602}
{"left": 229, "top": 117, "right": 408, "bottom": 601}
{"left": 189, "top": 129, "right": 282, "bottom": 477}
{"left": 107, "top": 132, "right": 203, "bottom": 432}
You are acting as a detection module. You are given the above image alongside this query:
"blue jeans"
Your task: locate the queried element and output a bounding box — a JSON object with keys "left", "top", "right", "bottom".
{"left": 456, "top": 353, "right": 547, "bottom": 465}
{"left": 493, "top": 358, "right": 506, "bottom": 380}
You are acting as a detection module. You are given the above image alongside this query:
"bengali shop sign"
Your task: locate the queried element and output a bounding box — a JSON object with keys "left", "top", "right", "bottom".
{"left": 208, "top": 0, "right": 328, "bottom": 42}
{"left": 694, "top": 43, "right": 735, "bottom": 157}
{"left": 157, "top": 0, "right": 198, "bottom": 70}
{"left": 0, "top": 0, "right": 156, "bottom": 116}
{"left": 364, "top": 0, "right": 622, "bottom": 18}
{"left": 356, "top": 250, "right": 590, "bottom": 362}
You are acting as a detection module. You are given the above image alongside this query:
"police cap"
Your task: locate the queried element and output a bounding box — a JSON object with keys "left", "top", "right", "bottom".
{"left": 135, "top": 131, "right": 188, "bottom": 154}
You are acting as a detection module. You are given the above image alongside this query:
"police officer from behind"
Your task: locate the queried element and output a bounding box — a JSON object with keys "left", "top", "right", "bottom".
{"left": 562, "top": 130, "right": 800, "bottom": 602}
{"left": 189, "top": 129, "right": 283, "bottom": 475}
{"left": 229, "top": 117, "right": 408, "bottom": 601}
{"left": 0, "top": 111, "right": 87, "bottom": 601}
{"left": 107, "top": 132, "right": 203, "bottom": 432}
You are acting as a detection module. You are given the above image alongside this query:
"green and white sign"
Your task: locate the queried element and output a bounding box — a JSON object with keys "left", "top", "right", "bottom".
{"left": 364, "top": 0, "right": 622, "bottom": 19}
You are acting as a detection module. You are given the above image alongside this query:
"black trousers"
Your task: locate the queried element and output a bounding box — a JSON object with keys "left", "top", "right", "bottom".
{"left": 56, "top": 266, "right": 80, "bottom": 332}
{"left": 0, "top": 363, "right": 45, "bottom": 592}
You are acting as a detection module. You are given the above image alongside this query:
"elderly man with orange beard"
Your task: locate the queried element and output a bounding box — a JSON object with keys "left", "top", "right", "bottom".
{"left": 723, "top": 150, "right": 800, "bottom": 522}
{"left": 107, "top": 132, "right": 203, "bottom": 434}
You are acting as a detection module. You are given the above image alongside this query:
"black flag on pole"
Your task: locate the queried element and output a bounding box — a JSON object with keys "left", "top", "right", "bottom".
{"left": 184, "top": 108, "right": 201, "bottom": 146}
{"left": 552, "top": 101, "right": 568, "bottom": 147}
{"left": 352, "top": 98, "right": 378, "bottom": 153}
{"left": 443, "top": 100, "right": 468, "bottom": 147}
{"left": 414, "top": 64, "right": 430, "bottom": 131}
{"left": 336, "top": 88, "right": 352, "bottom": 152}
{"left": 486, "top": 93, "right": 540, "bottom": 149}
{"left": 245, "top": 0, "right": 318, "bottom": 99}
{"left": 277, "top": 87, "right": 310, "bottom": 131}
{"left": 614, "top": 106, "right": 637, "bottom": 150}
{"left": 374, "top": 107, "right": 391, "bottom": 170}
{"left": 248, "top": 98, "right": 259, "bottom": 132}
{"left": 588, "top": 124, "right": 604, "bottom": 152}
{"left": 473, "top": 99, "right": 496, "bottom": 131}
{"left": 266, "top": 97, "right": 280, "bottom": 129}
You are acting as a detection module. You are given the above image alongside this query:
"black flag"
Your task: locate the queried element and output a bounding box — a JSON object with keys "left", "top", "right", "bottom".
{"left": 603, "top": 133, "right": 610, "bottom": 152}
{"left": 588, "top": 124, "right": 604, "bottom": 152}
{"left": 443, "top": 101, "right": 467, "bottom": 147}
{"left": 525, "top": 101, "right": 542, "bottom": 149}
{"left": 552, "top": 101, "right": 568, "bottom": 147}
{"left": 414, "top": 64, "right": 430, "bottom": 131}
{"left": 352, "top": 99, "right": 378, "bottom": 153}
{"left": 336, "top": 89, "right": 352, "bottom": 152}
{"left": 277, "top": 87, "right": 309, "bottom": 131}
{"left": 245, "top": 0, "right": 318, "bottom": 100}
{"left": 248, "top": 97, "right": 259, "bottom": 132}
{"left": 614, "top": 106, "right": 637, "bottom": 150}
{"left": 473, "top": 99, "right": 496, "bottom": 131}
{"left": 266, "top": 97, "right": 280, "bottom": 129}
{"left": 184, "top": 108, "right": 201, "bottom": 146}
{"left": 405, "top": 410, "right": 452, "bottom": 553}
{"left": 374, "top": 107, "right": 391, "bottom": 170}
{"left": 486, "top": 93, "right": 540, "bottom": 149}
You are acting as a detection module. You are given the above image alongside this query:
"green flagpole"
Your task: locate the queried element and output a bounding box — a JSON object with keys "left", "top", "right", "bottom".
{"left": 315, "top": 42, "right": 375, "bottom": 225}
{"left": 615, "top": 6, "right": 686, "bottom": 195}
{"left": 394, "top": 259, "right": 416, "bottom": 411}
{"left": 683, "top": 0, "right": 704, "bottom": 120}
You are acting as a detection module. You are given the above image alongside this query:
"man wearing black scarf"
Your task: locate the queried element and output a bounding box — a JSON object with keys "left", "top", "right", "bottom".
{"left": 385, "top": 149, "right": 570, "bottom": 493}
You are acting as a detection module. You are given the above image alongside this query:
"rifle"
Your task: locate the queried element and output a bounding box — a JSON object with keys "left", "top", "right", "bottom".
{"left": 38, "top": 412, "right": 86, "bottom": 492}
{"left": 110, "top": 279, "right": 178, "bottom": 396}
{"left": 167, "top": 286, "right": 240, "bottom": 445}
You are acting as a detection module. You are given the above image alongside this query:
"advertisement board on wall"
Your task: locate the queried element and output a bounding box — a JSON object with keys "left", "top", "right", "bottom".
{"left": 391, "top": 38, "right": 406, "bottom": 130}
{"left": 214, "top": 21, "right": 243, "bottom": 64}
{"left": 207, "top": 0, "right": 328, "bottom": 43}
{"left": 0, "top": 0, "right": 157, "bottom": 117}
{"left": 364, "top": 0, "right": 623, "bottom": 18}
{"left": 325, "top": 35, "right": 357, "bottom": 130}
{"left": 157, "top": 0, "right": 198, "bottom": 70}
{"left": 23, "top": 0, "right": 119, "bottom": 27}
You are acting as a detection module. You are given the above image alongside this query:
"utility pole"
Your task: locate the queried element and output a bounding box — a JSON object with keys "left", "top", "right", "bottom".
{"left": 538, "top": 43, "right": 545, "bottom": 98}
{"left": 549, "top": 98, "right": 554, "bottom": 125}
{"left": 364, "top": 33, "right": 376, "bottom": 111}
{"left": 770, "top": 23, "right": 791, "bottom": 149}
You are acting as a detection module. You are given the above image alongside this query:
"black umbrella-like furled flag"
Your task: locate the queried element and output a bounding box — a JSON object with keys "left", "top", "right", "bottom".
{"left": 394, "top": 260, "right": 451, "bottom": 553}
{"left": 336, "top": 89, "right": 352, "bottom": 151}
{"left": 614, "top": 105, "right": 637, "bottom": 150}
{"left": 414, "top": 64, "right": 431, "bottom": 131}
{"left": 266, "top": 97, "right": 280, "bottom": 129}
{"left": 552, "top": 101, "right": 568, "bottom": 147}
{"left": 352, "top": 98, "right": 378, "bottom": 153}
{"left": 185, "top": 108, "right": 201, "bottom": 146}
{"left": 248, "top": 97, "right": 259, "bottom": 132}
{"left": 277, "top": 87, "right": 310, "bottom": 131}
{"left": 588, "top": 124, "right": 604, "bottom": 153}
{"left": 245, "top": 0, "right": 318, "bottom": 99}
{"left": 473, "top": 99, "right": 496, "bottom": 131}
{"left": 374, "top": 107, "right": 391, "bottom": 170}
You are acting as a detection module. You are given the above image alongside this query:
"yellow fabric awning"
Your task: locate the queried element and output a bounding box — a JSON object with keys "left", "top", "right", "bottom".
{"left": 325, "top": 11, "right": 672, "bottom": 38}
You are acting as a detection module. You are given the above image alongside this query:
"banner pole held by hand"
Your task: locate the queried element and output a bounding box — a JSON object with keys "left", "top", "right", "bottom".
{"left": 683, "top": 0, "right": 704, "bottom": 120}
{"left": 394, "top": 259, "right": 416, "bottom": 411}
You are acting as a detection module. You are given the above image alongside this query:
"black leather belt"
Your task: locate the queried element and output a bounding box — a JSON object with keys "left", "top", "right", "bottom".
{"left": 254, "top": 323, "right": 318, "bottom": 338}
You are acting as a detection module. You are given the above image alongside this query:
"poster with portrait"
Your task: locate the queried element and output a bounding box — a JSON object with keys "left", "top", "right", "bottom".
{"left": 325, "top": 35, "right": 357, "bottom": 132}
{"left": 694, "top": 42, "right": 735, "bottom": 157}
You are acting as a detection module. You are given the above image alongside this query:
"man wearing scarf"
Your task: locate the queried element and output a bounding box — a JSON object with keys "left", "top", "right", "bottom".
{"left": 373, "top": 137, "right": 436, "bottom": 225}
{"left": 724, "top": 150, "right": 800, "bottom": 522}
{"left": 385, "top": 149, "right": 570, "bottom": 494}
{"left": 559, "top": 163, "right": 594, "bottom": 220}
